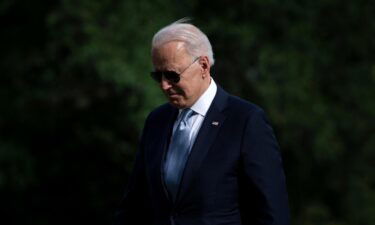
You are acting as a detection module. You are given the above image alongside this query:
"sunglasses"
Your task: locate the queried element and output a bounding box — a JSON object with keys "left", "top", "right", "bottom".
{"left": 150, "top": 57, "right": 199, "bottom": 83}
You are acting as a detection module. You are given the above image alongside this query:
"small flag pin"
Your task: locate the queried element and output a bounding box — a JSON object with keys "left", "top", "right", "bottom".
{"left": 212, "top": 121, "right": 219, "bottom": 126}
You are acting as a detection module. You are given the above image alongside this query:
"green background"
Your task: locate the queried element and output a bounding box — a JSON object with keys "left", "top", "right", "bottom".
{"left": 1, "top": 0, "right": 374, "bottom": 224}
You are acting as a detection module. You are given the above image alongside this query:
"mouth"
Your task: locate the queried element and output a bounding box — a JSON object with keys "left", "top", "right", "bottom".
{"left": 168, "top": 93, "right": 180, "bottom": 99}
{"left": 166, "top": 90, "right": 180, "bottom": 97}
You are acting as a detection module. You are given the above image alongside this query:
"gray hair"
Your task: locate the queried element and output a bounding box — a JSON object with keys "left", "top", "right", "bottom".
{"left": 152, "top": 18, "right": 215, "bottom": 66}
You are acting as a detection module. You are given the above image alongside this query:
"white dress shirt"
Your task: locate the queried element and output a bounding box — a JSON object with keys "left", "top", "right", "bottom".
{"left": 171, "top": 78, "right": 217, "bottom": 153}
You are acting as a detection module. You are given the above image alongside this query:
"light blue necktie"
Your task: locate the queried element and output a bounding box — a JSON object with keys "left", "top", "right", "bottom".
{"left": 164, "top": 108, "right": 195, "bottom": 201}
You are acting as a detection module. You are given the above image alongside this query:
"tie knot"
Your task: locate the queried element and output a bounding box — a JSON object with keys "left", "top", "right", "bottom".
{"left": 180, "top": 108, "right": 194, "bottom": 123}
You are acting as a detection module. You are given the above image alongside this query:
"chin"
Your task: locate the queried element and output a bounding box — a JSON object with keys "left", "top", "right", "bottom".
{"left": 167, "top": 95, "right": 191, "bottom": 109}
{"left": 169, "top": 101, "right": 185, "bottom": 109}
{"left": 168, "top": 98, "right": 186, "bottom": 109}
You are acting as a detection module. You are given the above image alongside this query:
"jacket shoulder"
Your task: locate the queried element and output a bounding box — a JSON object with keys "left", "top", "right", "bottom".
{"left": 146, "top": 103, "right": 175, "bottom": 123}
{"left": 226, "top": 94, "right": 265, "bottom": 116}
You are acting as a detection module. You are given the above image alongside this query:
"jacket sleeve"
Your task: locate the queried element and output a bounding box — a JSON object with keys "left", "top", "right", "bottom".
{"left": 113, "top": 117, "right": 153, "bottom": 225}
{"left": 239, "top": 108, "right": 290, "bottom": 225}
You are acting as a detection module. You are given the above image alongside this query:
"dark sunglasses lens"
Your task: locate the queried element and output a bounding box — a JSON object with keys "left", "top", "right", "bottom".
{"left": 150, "top": 71, "right": 180, "bottom": 83}
{"left": 164, "top": 71, "right": 180, "bottom": 83}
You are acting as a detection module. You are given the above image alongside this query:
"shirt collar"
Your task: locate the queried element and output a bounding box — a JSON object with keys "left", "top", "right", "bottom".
{"left": 189, "top": 78, "right": 217, "bottom": 117}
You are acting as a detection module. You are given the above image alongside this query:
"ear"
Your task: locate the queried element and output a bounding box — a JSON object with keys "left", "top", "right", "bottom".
{"left": 199, "top": 56, "right": 210, "bottom": 77}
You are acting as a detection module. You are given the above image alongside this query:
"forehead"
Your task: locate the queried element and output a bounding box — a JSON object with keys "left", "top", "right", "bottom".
{"left": 152, "top": 41, "right": 190, "bottom": 70}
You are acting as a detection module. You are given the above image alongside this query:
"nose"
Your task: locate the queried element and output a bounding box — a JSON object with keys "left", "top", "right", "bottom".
{"left": 160, "top": 76, "right": 172, "bottom": 91}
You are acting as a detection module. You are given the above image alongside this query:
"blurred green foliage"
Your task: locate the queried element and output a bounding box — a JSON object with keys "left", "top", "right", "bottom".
{"left": 0, "top": 0, "right": 374, "bottom": 224}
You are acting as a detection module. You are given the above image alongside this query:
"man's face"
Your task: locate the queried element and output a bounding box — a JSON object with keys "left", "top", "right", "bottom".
{"left": 152, "top": 41, "right": 208, "bottom": 109}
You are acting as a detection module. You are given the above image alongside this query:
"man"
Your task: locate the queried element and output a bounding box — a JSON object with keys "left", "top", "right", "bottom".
{"left": 114, "top": 19, "right": 290, "bottom": 225}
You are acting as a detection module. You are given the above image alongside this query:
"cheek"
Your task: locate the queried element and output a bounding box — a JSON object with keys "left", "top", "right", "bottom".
{"left": 174, "top": 82, "right": 188, "bottom": 95}
{"left": 180, "top": 85, "right": 192, "bottom": 99}
{"left": 178, "top": 77, "right": 199, "bottom": 99}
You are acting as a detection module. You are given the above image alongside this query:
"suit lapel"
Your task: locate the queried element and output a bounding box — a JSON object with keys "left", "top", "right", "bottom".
{"left": 148, "top": 105, "right": 178, "bottom": 206}
{"left": 175, "top": 87, "right": 228, "bottom": 206}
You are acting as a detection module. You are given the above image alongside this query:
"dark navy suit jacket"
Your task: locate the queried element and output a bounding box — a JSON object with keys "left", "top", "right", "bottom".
{"left": 114, "top": 87, "right": 290, "bottom": 225}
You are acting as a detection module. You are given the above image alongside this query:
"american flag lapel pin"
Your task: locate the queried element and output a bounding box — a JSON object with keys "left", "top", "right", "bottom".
{"left": 212, "top": 121, "right": 219, "bottom": 126}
